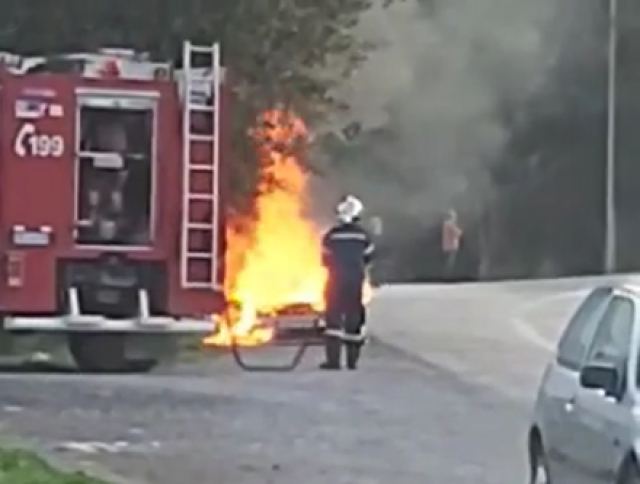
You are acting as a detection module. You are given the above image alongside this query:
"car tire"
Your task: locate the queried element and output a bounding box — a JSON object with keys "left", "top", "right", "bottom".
{"left": 529, "top": 435, "right": 552, "bottom": 484}
{"left": 620, "top": 459, "right": 640, "bottom": 484}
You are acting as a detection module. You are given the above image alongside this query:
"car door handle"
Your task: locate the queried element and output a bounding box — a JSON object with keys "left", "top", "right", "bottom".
{"left": 564, "top": 397, "right": 576, "bottom": 413}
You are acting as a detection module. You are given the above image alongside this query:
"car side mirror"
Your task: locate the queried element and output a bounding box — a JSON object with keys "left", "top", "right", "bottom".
{"left": 580, "top": 363, "right": 620, "bottom": 398}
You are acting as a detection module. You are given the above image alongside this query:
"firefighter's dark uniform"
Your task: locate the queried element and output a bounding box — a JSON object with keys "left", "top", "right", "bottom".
{"left": 321, "top": 221, "right": 374, "bottom": 370}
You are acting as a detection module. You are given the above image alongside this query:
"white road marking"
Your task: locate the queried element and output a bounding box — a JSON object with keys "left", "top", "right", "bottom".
{"left": 55, "top": 440, "right": 160, "bottom": 455}
{"left": 511, "top": 317, "right": 555, "bottom": 352}
{"left": 2, "top": 405, "right": 24, "bottom": 413}
{"left": 510, "top": 289, "right": 587, "bottom": 352}
{"left": 515, "top": 289, "right": 588, "bottom": 313}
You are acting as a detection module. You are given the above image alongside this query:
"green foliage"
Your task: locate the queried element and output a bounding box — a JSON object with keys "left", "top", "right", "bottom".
{"left": 0, "top": 448, "right": 107, "bottom": 484}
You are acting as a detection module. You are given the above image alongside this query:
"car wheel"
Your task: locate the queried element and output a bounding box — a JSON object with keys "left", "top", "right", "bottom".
{"left": 529, "top": 436, "right": 552, "bottom": 484}
{"left": 620, "top": 459, "right": 640, "bottom": 484}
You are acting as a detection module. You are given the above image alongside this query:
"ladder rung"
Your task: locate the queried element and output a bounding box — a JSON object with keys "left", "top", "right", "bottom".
{"left": 189, "top": 45, "right": 216, "bottom": 54}
{"left": 184, "top": 281, "right": 215, "bottom": 289}
{"left": 189, "top": 134, "right": 215, "bottom": 143}
{"left": 187, "top": 252, "right": 213, "bottom": 260}
{"left": 189, "top": 164, "right": 214, "bottom": 171}
{"left": 189, "top": 193, "right": 214, "bottom": 201}
{"left": 188, "top": 104, "right": 215, "bottom": 113}
{"left": 187, "top": 76, "right": 214, "bottom": 85}
{"left": 188, "top": 223, "right": 214, "bottom": 230}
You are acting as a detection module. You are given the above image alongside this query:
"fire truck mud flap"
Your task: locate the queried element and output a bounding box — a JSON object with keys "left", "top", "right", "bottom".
{"left": 228, "top": 314, "right": 325, "bottom": 372}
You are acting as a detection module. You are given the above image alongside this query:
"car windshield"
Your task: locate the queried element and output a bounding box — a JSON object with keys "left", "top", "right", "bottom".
{"left": 556, "top": 287, "right": 612, "bottom": 370}
{"left": 586, "top": 296, "right": 633, "bottom": 368}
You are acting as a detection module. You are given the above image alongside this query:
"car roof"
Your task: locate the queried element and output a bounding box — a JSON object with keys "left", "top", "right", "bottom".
{"left": 608, "top": 283, "right": 640, "bottom": 298}
{"left": 622, "top": 284, "right": 640, "bottom": 295}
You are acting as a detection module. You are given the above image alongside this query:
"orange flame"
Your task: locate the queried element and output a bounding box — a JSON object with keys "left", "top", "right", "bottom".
{"left": 204, "top": 109, "right": 377, "bottom": 348}
{"left": 204, "top": 109, "right": 328, "bottom": 347}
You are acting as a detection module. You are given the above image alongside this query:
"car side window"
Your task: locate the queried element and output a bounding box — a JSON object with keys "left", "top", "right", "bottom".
{"left": 585, "top": 296, "right": 634, "bottom": 370}
{"left": 556, "top": 288, "right": 612, "bottom": 370}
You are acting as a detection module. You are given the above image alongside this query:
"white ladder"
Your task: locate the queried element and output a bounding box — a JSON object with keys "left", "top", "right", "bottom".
{"left": 180, "top": 40, "right": 221, "bottom": 289}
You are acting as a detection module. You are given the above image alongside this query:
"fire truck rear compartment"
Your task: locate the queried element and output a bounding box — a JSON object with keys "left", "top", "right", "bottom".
{"left": 76, "top": 102, "right": 153, "bottom": 247}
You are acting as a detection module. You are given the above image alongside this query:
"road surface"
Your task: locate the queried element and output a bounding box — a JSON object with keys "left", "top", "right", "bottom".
{"left": 2, "top": 275, "right": 638, "bottom": 483}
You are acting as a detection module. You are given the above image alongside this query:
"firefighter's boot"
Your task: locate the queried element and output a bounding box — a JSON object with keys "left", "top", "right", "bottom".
{"left": 344, "top": 310, "right": 365, "bottom": 370}
{"left": 346, "top": 343, "right": 361, "bottom": 370}
{"left": 320, "top": 336, "right": 341, "bottom": 370}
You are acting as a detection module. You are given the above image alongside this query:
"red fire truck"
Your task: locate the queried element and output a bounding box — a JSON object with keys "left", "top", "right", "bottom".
{"left": 0, "top": 41, "right": 226, "bottom": 371}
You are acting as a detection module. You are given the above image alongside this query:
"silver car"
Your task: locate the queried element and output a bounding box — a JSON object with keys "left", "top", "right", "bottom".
{"left": 528, "top": 285, "right": 640, "bottom": 483}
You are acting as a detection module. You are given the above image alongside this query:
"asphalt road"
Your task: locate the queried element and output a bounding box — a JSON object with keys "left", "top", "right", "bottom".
{"left": 3, "top": 275, "right": 637, "bottom": 484}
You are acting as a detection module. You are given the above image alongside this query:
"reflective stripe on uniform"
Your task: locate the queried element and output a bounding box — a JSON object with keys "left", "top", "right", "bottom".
{"left": 324, "top": 329, "right": 344, "bottom": 339}
{"left": 345, "top": 324, "right": 367, "bottom": 342}
{"left": 340, "top": 332, "right": 366, "bottom": 343}
{"left": 324, "top": 326, "right": 367, "bottom": 342}
{"left": 364, "top": 243, "right": 374, "bottom": 256}
{"left": 329, "top": 232, "right": 368, "bottom": 241}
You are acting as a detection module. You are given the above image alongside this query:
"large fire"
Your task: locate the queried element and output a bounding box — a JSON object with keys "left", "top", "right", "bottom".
{"left": 204, "top": 109, "right": 328, "bottom": 347}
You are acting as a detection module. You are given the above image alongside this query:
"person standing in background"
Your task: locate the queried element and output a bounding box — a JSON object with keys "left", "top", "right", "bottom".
{"left": 442, "top": 209, "right": 463, "bottom": 281}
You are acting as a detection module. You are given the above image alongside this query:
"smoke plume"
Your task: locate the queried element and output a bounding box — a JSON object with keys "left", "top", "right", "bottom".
{"left": 312, "top": 0, "right": 580, "bottom": 230}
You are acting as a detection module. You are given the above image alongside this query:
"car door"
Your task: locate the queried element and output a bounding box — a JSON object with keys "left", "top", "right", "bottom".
{"left": 563, "top": 295, "right": 635, "bottom": 484}
{"left": 537, "top": 287, "right": 612, "bottom": 480}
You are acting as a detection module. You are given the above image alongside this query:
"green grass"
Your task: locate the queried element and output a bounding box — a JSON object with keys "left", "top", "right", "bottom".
{"left": 0, "top": 448, "right": 108, "bottom": 484}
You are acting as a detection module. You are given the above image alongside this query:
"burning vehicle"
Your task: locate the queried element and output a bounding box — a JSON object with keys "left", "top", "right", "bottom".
{"left": 204, "top": 110, "right": 375, "bottom": 370}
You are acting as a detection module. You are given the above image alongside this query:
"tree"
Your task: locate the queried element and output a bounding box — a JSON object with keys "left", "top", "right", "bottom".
{"left": 0, "top": 0, "right": 391, "bottom": 204}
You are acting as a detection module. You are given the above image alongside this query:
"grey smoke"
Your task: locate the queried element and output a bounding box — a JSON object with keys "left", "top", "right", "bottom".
{"left": 311, "top": 0, "right": 579, "bottom": 231}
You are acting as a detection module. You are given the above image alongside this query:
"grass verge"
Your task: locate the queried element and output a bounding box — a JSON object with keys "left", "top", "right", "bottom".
{"left": 0, "top": 447, "right": 108, "bottom": 484}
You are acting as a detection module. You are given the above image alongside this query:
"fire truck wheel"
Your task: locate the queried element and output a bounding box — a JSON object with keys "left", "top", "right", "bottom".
{"left": 68, "top": 333, "right": 127, "bottom": 373}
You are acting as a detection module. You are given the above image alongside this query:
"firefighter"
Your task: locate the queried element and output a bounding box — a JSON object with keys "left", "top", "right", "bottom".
{"left": 320, "top": 195, "right": 374, "bottom": 370}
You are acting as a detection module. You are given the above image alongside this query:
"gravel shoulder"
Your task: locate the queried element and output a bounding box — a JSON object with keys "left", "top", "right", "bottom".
{"left": 0, "top": 341, "right": 528, "bottom": 484}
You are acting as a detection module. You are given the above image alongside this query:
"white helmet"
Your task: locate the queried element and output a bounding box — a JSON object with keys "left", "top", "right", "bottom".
{"left": 336, "top": 195, "right": 364, "bottom": 223}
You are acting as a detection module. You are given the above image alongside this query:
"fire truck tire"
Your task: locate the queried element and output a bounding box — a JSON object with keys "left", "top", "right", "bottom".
{"left": 126, "top": 358, "right": 158, "bottom": 373}
{"left": 68, "top": 333, "right": 128, "bottom": 373}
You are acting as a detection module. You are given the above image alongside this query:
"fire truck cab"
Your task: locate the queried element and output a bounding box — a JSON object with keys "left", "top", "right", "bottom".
{"left": 0, "top": 41, "right": 226, "bottom": 371}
